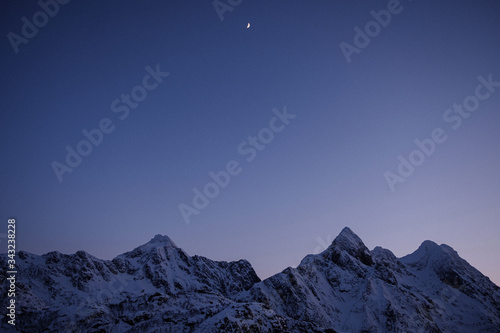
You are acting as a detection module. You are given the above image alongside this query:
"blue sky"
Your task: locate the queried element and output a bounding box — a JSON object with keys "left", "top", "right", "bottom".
{"left": 1, "top": 0, "right": 499, "bottom": 284}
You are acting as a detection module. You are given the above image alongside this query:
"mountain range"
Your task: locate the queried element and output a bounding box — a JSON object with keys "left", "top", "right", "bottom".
{"left": 1, "top": 227, "right": 499, "bottom": 332}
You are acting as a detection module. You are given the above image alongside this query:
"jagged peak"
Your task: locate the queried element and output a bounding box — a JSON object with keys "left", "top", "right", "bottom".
{"left": 148, "top": 234, "right": 177, "bottom": 247}
{"left": 331, "top": 227, "right": 366, "bottom": 250}
{"left": 120, "top": 234, "right": 179, "bottom": 259}
{"left": 339, "top": 226, "right": 357, "bottom": 237}
{"left": 323, "top": 227, "right": 374, "bottom": 266}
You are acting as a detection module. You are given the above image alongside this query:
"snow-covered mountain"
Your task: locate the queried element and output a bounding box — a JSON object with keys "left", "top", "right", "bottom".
{"left": 1, "top": 228, "right": 499, "bottom": 332}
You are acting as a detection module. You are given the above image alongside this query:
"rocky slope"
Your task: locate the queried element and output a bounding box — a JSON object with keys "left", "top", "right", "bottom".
{"left": 1, "top": 228, "right": 499, "bottom": 332}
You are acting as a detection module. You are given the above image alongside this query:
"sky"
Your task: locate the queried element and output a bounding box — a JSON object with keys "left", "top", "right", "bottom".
{"left": 1, "top": 0, "right": 499, "bottom": 285}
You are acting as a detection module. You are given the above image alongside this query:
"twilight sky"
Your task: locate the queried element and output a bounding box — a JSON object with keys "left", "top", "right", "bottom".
{"left": 1, "top": 0, "right": 499, "bottom": 285}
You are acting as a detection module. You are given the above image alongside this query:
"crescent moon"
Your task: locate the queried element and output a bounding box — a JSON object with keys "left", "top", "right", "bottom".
{"left": 247, "top": 23, "right": 250, "bottom": 29}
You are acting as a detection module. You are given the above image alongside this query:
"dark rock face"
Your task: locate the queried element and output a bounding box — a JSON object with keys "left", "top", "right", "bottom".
{"left": 1, "top": 229, "right": 499, "bottom": 332}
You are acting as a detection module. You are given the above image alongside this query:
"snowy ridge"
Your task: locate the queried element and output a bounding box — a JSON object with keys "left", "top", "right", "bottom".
{"left": 1, "top": 228, "right": 499, "bottom": 332}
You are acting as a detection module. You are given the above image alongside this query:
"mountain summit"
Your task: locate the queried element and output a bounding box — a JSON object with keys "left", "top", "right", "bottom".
{"left": 149, "top": 234, "right": 177, "bottom": 246}
{"left": 334, "top": 226, "right": 365, "bottom": 248}
{"left": 1, "top": 228, "right": 499, "bottom": 332}
{"left": 321, "top": 226, "right": 374, "bottom": 267}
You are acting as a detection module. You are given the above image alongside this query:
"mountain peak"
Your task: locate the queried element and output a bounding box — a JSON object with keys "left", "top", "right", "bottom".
{"left": 420, "top": 239, "right": 439, "bottom": 250}
{"left": 338, "top": 226, "right": 357, "bottom": 237}
{"left": 325, "top": 227, "right": 374, "bottom": 266}
{"left": 400, "top": 240, "right": 458, "bottom": 267}
{"left": 149, "top": 234, "right": 177, "bottom": 247}
{"left": 121, "top": 234, "right": 178, "bottom": 259}
{"left": 332, "top": 227, "right": 365, "bottom": 249}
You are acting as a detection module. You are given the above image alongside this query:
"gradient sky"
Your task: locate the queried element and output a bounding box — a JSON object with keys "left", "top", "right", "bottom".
{"left": 1, "top": 0, "right": 499, "bottom": 285}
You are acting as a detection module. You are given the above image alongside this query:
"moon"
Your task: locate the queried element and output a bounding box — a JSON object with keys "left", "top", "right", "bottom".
{"left": 246, "top": 23, "right": 250, "bottom": 29}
